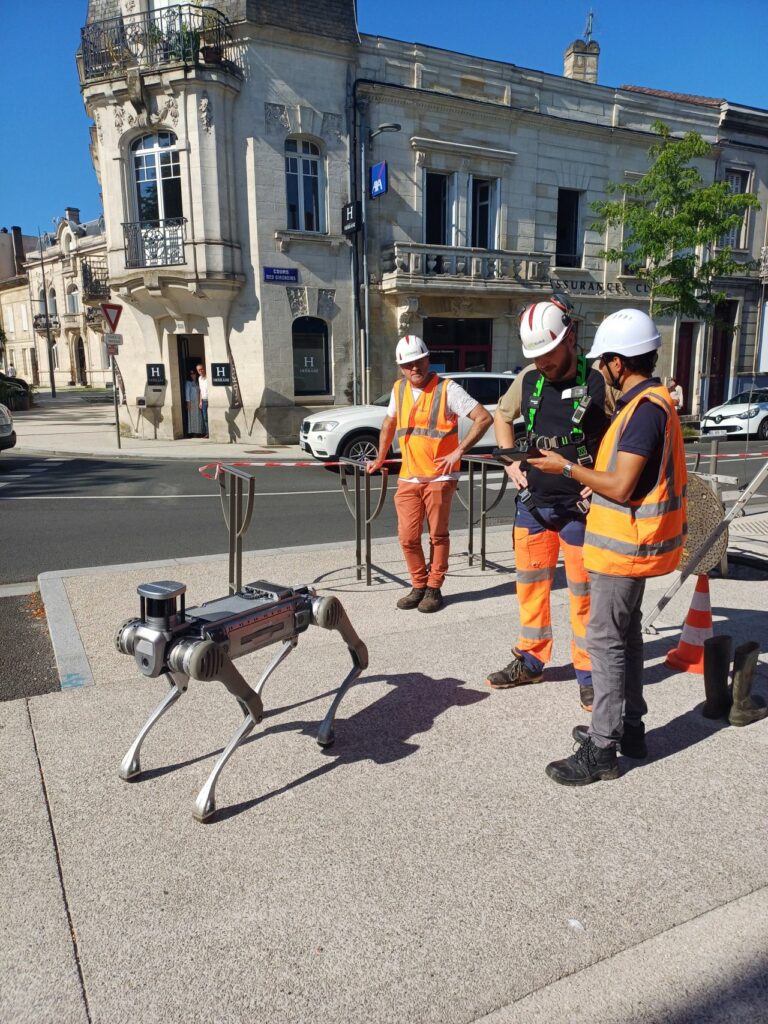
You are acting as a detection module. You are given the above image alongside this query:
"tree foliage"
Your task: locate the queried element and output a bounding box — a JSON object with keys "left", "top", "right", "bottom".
{"left": 592, "top": 121, "right": 760, "bottom": 322}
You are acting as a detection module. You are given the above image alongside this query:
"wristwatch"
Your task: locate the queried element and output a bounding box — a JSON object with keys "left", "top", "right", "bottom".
{"left": 562, "top": 462, "right": 575, "bottom": 480}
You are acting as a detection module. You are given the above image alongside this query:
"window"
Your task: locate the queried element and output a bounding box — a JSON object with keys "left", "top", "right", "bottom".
{"left": 556, "top": 188, "right": 581, "bottom": 267}
{"left": 48, "top": 288, "right": 58, "bottom": 317}
{"left": 285, "top": 139, "right": 326, "bottom": 233}
{"left": 457, "top": 376, "right": 505, "bottom": 405}
{"left": 5, "top": 306, "right": 14, "bottom": 333}
{"left": 292, "top": 317, "right": 330, "bottom": 395}
{"left": 425, "top": 172, "right": 451, "bottom": 245}
{"left": 132, "top": 132, "right": 183, "bottom": 223}
{"left": 470, "top": 177, "right": 498, "bottom": 249}
{"left": 51, "top": 343, "right": 59, "bottom": 370}
{"left": 67, "top": 286, "right": 80, "bottom": 315}
{"left": 719, "top": 169, "right": 750, "bottom": 249}
{"left": 20, "top": 304, "right": 28, "bottom": 331}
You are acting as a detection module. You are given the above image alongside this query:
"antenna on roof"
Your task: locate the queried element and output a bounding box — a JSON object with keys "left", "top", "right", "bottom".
{"left": 584, "top": 8, "right": 594, "bottom": 43}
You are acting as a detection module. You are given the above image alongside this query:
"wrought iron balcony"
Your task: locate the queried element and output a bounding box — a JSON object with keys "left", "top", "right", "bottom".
{"left": 33, "top": 313, "right": 60, "bottom": 333}
{"left": 123, "top": 218, "right": 187, "bottom": 270}
{"left": 80, "top": 4, "right": 242, "bottom": 82}
{"left": 85, "top": 307, "right": 105, "bottom": 330}
{"left": 380, "top": 242, "right": 551, "bottom": 290}
{"left": 82, "top": 257, "right": 110, "bottom": 302}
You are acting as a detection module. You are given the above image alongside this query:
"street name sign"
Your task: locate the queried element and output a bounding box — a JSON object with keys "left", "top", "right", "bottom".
{"left": 104, "top": 333, "right": 123, "bottom": 346}
{"left": 101, "top": 303, "right": 123, "bottom": 332}
{"left": 263, "top": 266, "right": 299, "bottom": 283}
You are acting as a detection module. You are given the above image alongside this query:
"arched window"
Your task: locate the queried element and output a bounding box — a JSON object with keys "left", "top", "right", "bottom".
{"left": 285, "top": 139, "right": 326, "bottom": 233}
{"left": 292, "top": 317, "right": 330, "bottom": 396}
{"left": 67, "top": 285, "right": 80, "bottom": 314}
{"left": 132, "top": 131, "right": 183, "bottom": 223}
{"left": 48, "top": 288, "right": 58, "bottom": 317}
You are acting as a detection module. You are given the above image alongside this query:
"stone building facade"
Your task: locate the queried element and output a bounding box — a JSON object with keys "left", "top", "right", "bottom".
{"left": 76, "top": 0, "right": 768, "bottom": 440}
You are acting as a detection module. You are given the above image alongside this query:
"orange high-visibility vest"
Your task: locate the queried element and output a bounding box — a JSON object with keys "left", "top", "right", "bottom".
{"left": 394, "top": 375, "right": 458, "bottom": 479}
{"left": 583, "top": 384, "right": 687, "bottom": 577}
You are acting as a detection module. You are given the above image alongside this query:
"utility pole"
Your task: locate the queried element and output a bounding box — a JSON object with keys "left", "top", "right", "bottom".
{"left": 36, "top": 229, "right": 56, "bottom": 398}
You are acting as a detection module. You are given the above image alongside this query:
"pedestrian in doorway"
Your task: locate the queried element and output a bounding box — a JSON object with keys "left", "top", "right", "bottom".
{"left": 196, "top": 363, "right": 209, "bottom": 437}
{"left": 366, "top": 335, "right": 492, "bottom": 613}
{"left": 667, "top": 377, "right": 684, "bottom": 412}
{"left": 529, "top": 309, "right": 687, "bottom": 785}
{"left": 7, "top": 363, "right": 16, "bottom": 378}
{"left": 485, "top": 297, "right": 614, "bottom": 712}
{"left": 185, "top": 369, "right": 203, "bottom": 437}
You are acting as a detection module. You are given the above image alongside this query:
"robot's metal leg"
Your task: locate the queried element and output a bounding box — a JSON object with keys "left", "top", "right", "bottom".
{"left": 192, "top": 638, "right": 296, "bottom": 822}
{"left": 316, "top": 663, "right": 364, "bottom": 748}
{"left": 310, "top": 596, "right": 369, "bottom": 748}
{"left": 119, "top": 672, "right": 188, "bottom": 781}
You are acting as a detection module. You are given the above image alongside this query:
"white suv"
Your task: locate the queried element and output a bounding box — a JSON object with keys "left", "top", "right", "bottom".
{"left": 299, "top": 371, "right": 516, "bottom": 462}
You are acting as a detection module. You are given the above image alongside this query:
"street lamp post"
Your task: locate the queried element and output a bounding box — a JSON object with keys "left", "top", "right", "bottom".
{"left": 361, "top": 122, "right": 401, "bottom": 404}
{"left": 36, "top": 229, "right": 57, "bottom": 398}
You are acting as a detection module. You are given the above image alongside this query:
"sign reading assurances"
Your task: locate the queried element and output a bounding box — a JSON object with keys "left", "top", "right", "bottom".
{"left": 210, "top": 363, "right": 231, "bottom": 386}
{"left": 263, "top": 267, "right": 299, "bottom": 283}
{"left": 101, "top": 303, "right": 122, "bottom": 332}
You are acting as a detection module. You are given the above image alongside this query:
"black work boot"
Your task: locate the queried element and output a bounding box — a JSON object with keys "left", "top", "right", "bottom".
{"left": 579, "top": 685, "right": 594, "bottom": 712}
{"left": 729, "top": 641, "right": 767, "bottom": 727}
{"left": 417, "top": 587, "right": 444, "bottom": 613}
{"left": 486, "top": 652, "right": 543, "bottom": 689}
{"left": 702, "top": 635, "right": 733, "bottom": 719}
{"left": 572, "top": 722, "right": 647, "bottom": 759}
{"left": 396, "top": 587, "right": 425, "bottom": 610}
{"left": 546, "top": 736, "right": 620, "bottom": 786}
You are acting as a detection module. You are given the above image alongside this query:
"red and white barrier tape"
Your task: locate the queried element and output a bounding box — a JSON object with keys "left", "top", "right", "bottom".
{"left": 198, "top": 458, "right": 405, "bottom": 480}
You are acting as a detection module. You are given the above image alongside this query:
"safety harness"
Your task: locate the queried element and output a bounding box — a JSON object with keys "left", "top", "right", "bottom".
{"left": 517, "top": 355, "right": 594, "bottom": 519}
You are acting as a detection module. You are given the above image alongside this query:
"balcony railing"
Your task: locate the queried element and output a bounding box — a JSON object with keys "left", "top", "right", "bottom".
{"left": 33, "top": 313, "right": 60, "bottom": 333}
{"left": 80, "top": 4, "right": 242, "bottom": 82}
{"left": 123, "top": 218, "right": 187, "bottom": 269}
{"left": 380, "top": 242, "right": 551, "bottom": 285}
{"left": 82, "top": 257, "right": 110, "bottom": 301}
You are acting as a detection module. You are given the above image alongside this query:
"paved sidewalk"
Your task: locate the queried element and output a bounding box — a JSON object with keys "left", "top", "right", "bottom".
{"left": 3, "top": 527, "right": 768, "bottom": 1023}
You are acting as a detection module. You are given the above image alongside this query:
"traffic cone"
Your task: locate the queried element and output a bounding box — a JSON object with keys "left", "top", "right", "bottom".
{"left": 666, "top": 575, "right": 713, "bottom": 674}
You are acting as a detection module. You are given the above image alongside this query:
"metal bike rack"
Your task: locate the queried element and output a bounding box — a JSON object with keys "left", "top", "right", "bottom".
{"left": 337, "top": 458, "right": 393, "bottom": 585}
{"left": 456, "top": 455, "right": 511, "bottom": 569}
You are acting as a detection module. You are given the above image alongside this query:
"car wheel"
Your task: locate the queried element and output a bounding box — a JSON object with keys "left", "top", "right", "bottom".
{"left": 758, "top": 417, "right": 768, "bottom": 441}
{"left": 339, "top": 432, "right": 380, "bottom": 462}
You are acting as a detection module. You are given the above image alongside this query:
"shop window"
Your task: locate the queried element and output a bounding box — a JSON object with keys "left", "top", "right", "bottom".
{"left": 556, "top": 188, "right": 581, "bottom": 267}
{"left": 292, "top": 317, "right": 330, "bottom": 396}
{"left": 285, "top": 139, "right": 326, "bottom": 233}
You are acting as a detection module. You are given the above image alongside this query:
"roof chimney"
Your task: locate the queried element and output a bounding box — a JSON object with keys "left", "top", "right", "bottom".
{"left": 11, "top": 227, "right": 26, "bottom": 276}
{"left": 563, "top": 39, "right": 600, "bottom": 84}
{"left": 64, "top": 207, "right": 81, "bottom": 224}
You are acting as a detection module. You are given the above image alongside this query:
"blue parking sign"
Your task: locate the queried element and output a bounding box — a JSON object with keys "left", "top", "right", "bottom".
{"left": 369, "top": 160, "right": 388, "bottom": 198}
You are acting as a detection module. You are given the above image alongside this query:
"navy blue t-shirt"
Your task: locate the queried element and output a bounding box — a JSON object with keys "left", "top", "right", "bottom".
{"left": 615, "top": 378, "right": 667, "bottom": 501}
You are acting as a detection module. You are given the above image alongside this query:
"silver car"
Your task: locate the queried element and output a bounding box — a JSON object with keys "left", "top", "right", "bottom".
{"left": 0, "top": 403, "right": 17, "bottom": 453}
{"left": 701, "top": 389, "right": 768, "bottom": 440}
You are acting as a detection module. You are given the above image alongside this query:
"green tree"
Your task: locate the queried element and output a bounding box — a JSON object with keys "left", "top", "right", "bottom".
{"left": 592, "top": 121, "right": 760, "bottom": 322}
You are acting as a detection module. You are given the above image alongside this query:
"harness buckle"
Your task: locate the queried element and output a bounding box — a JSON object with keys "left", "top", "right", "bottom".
{"left": 536, "top": 436, "right": 553, "bottom": 450}
{"left": 576, "top": 498, "right": 591, "bottom": 516}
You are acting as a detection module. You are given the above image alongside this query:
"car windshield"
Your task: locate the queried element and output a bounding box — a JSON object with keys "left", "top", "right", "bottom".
{"left": 724, "top": 390, "right": 768, "bottom": 405}
{"left": 373, "top": 392, "right": 391, "bottom": 407}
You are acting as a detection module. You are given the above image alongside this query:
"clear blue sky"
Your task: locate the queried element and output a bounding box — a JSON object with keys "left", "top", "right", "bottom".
{"left": 1, "top": 0, "right": 767, "bottom": 236}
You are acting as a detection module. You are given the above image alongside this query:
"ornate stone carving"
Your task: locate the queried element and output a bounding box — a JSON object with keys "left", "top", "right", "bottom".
{"left": 321, "top": 112, "right": 344, "bottom": 143}
{"left": 287, "top": 287, "right": 308, "bottom": 318}
{"left": 149, "top": 95, "right": 179, "bottom": 128}
{"left": 317, "top": 289, "right": 336, "bottom": 320}
{"left": 199, "top": 92, "right": 212, "bottom": 133}
{"left": 447, "top": 298, "right": 473, "bottom": 315}
{"left": 415, "top": 150, "right": 425, "bottom": 167}
{"left": 265, "top": 103, "right": 290, "bottom": 133}
{"left": 124, "top": 0, "right": 136, "bottom": 11}
{"left": 397, "top": 296, "right": 420, "bottom": 335}
{"left": 94, "top": 111, "right": 103, "bottom": 143}
{"left": 114, "top": 105, "right": 125, "bottom": 131}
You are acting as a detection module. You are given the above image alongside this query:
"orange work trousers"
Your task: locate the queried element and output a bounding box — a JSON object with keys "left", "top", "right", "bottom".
{"left": 513, "top": 505, "right": 591, "bottom": 673}
{"left": 394, "top": 479, "right": 458, "bottom": 589}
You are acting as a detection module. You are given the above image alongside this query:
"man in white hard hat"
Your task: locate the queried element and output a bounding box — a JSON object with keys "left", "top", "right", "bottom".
{"left": 529, "top": 308, "right": 687, "bottom": 785}
{"left": 367, "top": 335, "right": 492, "bottom": 612}
{"left": 486, "top": 297, "right": 614, "bottom": 711}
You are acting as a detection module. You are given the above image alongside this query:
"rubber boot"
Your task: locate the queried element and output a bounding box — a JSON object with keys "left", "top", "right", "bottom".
{"left": 728, "top": 641, "right": 768, "bottom": 727}
{"left": 702, "top": 635, "right": 733, "bottom": 720}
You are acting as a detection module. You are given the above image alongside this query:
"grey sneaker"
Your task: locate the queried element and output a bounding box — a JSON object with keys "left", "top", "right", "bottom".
{"left": 397, "top": 588, "right": 426, "bottom": 610}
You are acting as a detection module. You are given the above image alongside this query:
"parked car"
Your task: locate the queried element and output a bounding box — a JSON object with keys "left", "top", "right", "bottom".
{"left": 0, "top": 403, "right": 17, "bottom": 453}
{"left": 300, "top": 371, "right": 517, "bottom": 462}
{"left": 0, "top": 371, "right": 31, "bottom": 411}
{"left": 700, "top": 388, "right": 768, "bottom": 440}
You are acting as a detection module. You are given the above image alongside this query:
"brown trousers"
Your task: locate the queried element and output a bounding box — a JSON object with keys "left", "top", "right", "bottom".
{"left": 394, "top": 479, "right": 458, "bottom": 589}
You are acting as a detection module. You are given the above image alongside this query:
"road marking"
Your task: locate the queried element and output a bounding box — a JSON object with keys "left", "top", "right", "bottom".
{"left": 0, "top": 488, "right": 342, "bottom": 501}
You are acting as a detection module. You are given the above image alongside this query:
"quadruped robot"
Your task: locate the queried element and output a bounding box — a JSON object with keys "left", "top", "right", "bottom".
{"left": 115, "top": 579, "right": 368, "bottom": 821}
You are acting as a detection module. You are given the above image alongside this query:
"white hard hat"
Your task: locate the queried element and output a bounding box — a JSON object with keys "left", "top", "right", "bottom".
{"left": 587, "top": 309, "right": 661, "bottom": 360}
{"left": 395, "top": 335, "right": 429, "bottom": 365}
{"left": 519, "top": 300, "right": 573, "bottom": 358}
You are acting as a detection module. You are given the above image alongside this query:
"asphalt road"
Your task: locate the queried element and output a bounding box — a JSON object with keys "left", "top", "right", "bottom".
{"left": 2, "top": 440, "right": 768, "bottom": 586}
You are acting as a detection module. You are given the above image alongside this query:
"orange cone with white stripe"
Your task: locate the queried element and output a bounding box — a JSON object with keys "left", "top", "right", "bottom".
{"left": 665, "top": 575, "right": 713, "bottom": 674}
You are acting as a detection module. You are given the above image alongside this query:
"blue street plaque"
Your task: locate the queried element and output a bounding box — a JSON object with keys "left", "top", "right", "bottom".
{"left": 369, "top": 160, "right": 388, "bottom": 198}
{"left": 263, "top": 266, "right": 299, "bottom": 283}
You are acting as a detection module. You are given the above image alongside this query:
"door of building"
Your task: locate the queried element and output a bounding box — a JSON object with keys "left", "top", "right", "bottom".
{"left": 422, "top": 317, "right": 492, "bottom": 372}
{"left": 708, "top": 301, "right": 737, "bottom": 410}
{"left": 76, "top": 337, "right": 87, "bottom": 385}
{"left": 674, "top": 322, "right": 695, "bottom": 415}
{"left": 176, "top": 335, "right": 206, "bottom": 437}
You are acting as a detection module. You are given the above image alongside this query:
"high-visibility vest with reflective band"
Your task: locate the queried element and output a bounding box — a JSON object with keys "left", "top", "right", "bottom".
{"left": 394, "top": 375, "right": 458, "bottom": 479}
{"left": 583, "top": 385, "right": 687, "bottom": 577}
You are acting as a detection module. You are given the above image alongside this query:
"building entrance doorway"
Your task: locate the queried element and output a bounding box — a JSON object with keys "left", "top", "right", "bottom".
{"left": 708, "top": 301, "right": 737, "bottom": 410}
{"left": 422, "top": 317, "right": 492, "bottom": 371}
{"left": 675, "top": 322, "right": 696, "bottom": 415}
{"left": 76, "top": 337, "right": 87, "bottom": 385}
{"left": 176, "top": 334, "right": 206, "bottom": 437}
